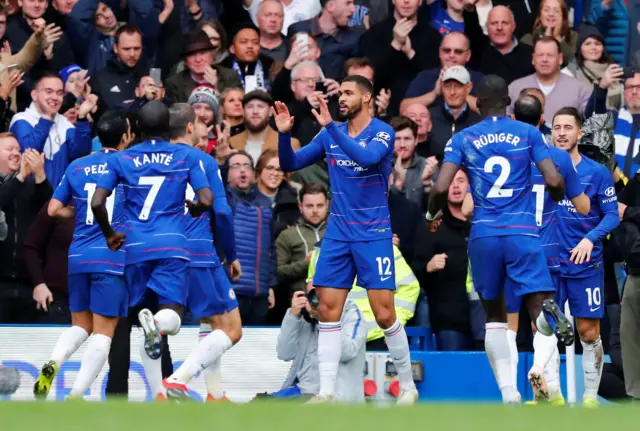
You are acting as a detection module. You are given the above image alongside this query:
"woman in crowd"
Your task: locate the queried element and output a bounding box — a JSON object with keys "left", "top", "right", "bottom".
{"left": 196, "top": 19, "right": 229, "bottom": 65}
{"left": 221, "top": 87, "right": 245, "bottom": 137}
{"left": 255, "top": 150, "right": 299, "bottom": 238}
{"left": 563, "top": 24, "right": 624, "bottom": 112}
{"left": 521, "top": 0, "right": 578, "bottom": 66}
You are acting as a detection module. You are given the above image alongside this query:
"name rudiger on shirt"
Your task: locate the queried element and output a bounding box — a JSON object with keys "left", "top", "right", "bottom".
{"left": 471, "top": 133, "right": 522, "bottom": 149}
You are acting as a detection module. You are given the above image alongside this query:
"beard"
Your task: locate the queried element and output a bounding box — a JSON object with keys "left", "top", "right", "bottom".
{"left": 246, "top": 117, "right": 269, "bottom": 133}
{"left": 338, "top": 101, "right": 363, "bottom": 121}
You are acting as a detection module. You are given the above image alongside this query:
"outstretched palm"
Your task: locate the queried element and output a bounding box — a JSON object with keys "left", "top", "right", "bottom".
{"left": 272, "top": 101, "right": 295, "bottom": 133}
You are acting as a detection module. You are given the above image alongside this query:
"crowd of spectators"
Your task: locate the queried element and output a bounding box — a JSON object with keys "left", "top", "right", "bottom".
{"left": 0, "top": 0, "right": 638, "bottom": 387}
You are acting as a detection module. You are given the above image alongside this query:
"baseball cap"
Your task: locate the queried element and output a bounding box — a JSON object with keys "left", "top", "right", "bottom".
{"left": 475, "top": 74, "right": 509, "bottom": 100}
{"left": 442, "top": 66, "right": 471, "bottom": 85}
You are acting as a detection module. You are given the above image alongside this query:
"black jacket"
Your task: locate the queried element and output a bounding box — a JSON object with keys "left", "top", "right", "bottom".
{"left": 93, "top": 59, "right": 146, "bottom": 110}
{"left": 272, "top": 181, "right": 301, "bottom": 239}
{"left": 0, "top": 173, "right": 53, "bottom": 283}
{"left": 6, "top": 15, "right": 75, "bottom": 111}
{"left": 288, "top": 96, "right": 340, "bottom": 147}
{"left": 360, "top": 14, "right": 441, "bottom": 113}
{"left": 389, "top": 190, "right": 423, "bottom": 264}
{"left": 428, "top": 103, "right": 482, "bottom": 160}
{"left": 612, "top": 173, "right": 640, "bottom": 274}
{"left": 463, "top": 9, "right": 534, "bottom": 85}
{"left": 412, "top": 206, "right": 471, "bottom": 333}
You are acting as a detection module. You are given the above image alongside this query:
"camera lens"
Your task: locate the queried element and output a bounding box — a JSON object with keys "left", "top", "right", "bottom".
{"left": 307, "top": 289, "right": 320, "bottom": 309}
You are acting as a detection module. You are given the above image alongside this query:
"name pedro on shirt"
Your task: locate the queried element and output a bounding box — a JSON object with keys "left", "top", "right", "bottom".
{"left": 84, "top": 163, "right": 108, "bottom": 176}
{"left": 473, "top": 133, "right": 521, "bottom": 149}
{"left": 133, "top": 153, "right": 174, "bottom": 168}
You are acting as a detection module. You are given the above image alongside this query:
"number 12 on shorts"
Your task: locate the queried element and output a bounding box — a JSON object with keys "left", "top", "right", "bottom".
{"left": 376, "top": 257, "right": 392, "bottom": 278}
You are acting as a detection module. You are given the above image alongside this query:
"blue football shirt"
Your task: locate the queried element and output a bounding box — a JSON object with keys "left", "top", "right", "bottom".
{"left": 97, "top": 139, "right": 210, "bottom": 265}
{"left": 557, "top": 155, "right": 619, "bottom": 278}
{"left": 53, "top": 149, "right": 126, "bottom": 275}
{"left": 531, "top": 146, "right": 584, "bottom": 272}
{"left": 182, "top": 145, "right": 227, "bottom": 268}
{"left": 443, "top": 116, "right": 552, "bottom": 239}
{"left": 279, "top": 118, "right": 395, "bottom": 241}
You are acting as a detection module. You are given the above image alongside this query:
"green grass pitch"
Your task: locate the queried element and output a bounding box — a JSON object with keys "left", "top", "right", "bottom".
{"left": 1, "top": 401, "right": 638, "bottom": 431}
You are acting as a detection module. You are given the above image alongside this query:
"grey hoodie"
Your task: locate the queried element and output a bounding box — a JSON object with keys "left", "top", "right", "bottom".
{"left": 276, "top": 300, "right": 367, "bottom": 403}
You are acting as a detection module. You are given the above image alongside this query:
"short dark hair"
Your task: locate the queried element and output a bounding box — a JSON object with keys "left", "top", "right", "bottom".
{"left": 228, "top": 150, "right": 255, "bottom": 169}
{"left": 514, "top": 95, "right": 543, "bottom": 127}
{"left": 519, "top": 87, "right": 545, "bottom": 103}
{"left": 342, "top": 74, "right": 373, "bottom": 95}
{"left": 390, "top": 116, "right": 417, "bottom": 138}
{"left": 35, "top": 71, "right": 63, "bottom": 87}
{"left": 344, "top": 57, "right": 374, "bottom": 78}
{"left": 96, "top": 110, "right": 130, "bottom": 149}
{"left": 299, "top": 183, "right": 328, "bottom": 202}
{"left": 168, "top": 103, "right": 196, "bottom": 140}
{"left": 115, "top": 24, "right": 142, "bottom": 45}
{"left": 139, "top": 101, "right": 171, "bottom": 141}
{"left": 553, "top": 107, "right": 583, "bottom": 128}
{"left": 534, "top": 36, "right": 562, "bottom": 54}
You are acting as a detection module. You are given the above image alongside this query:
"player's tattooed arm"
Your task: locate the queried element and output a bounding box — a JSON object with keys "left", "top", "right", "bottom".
{"left": 91, "top": 187, "right": 126, "bottom": 250}
{"left": 536, "top": 158, "right": 565, "bottom": 202}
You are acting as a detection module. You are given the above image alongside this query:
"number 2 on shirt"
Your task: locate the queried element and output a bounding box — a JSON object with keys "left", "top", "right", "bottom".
{"left": 138, "top": 176, "right": 165, "bottom": 220}
{"left": 84, "top": 183, "right": 115, "bottom": 225}
{"left": 484, "top": 156, "right": 513, "bottom": 198}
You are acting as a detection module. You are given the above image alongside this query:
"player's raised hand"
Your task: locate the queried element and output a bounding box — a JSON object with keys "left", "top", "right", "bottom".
{"left": 272, "top": 101, "right": 295, "bottom": 133}
{"left": 107, "top": 231, "right": 126, "bottom": 251}
{"left": 570, "top": 238, "right": 593, "bottom": 264}
{"left": 230, "top": 259, "right": 242, "bottom": 281}
{"left": 311, "top": 94, "right": 333, "bottom": 127}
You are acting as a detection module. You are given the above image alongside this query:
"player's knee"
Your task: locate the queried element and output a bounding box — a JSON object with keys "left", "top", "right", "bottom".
{"left": 318, "top": 301, "right": 342, "bottom": 322}
{"left": 228, "top": 325, "right": 242, "bottom": 345}
{"left": 577, "top": 324, "right": 599, "bottom": 343}
{"left": 373, "top": 307, "right": 396, "bottom": 330}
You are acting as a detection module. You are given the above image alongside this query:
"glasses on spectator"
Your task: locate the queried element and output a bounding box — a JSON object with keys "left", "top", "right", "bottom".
{"left": 440, "top": 47, "right": 468, "bottom": 55}
{"left": 625, "top": 85, "right": 640, "bottom": 93}
{"left": 294, "top": 77, "right": 321, "bottom": 84}
{"left": 264, "top": 165, "right": 283, "bottom": 173}
{"left": 230, "top": 162, "right": 252, "bottom": 170}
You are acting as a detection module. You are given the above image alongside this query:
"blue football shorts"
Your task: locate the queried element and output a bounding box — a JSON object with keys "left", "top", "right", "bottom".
{"left": 68, "top": 273, "right": 128, "bottom": 317}
{"left": 125, "top": 258, "right": 189, "bottom": 308}
{"left": 186, "top": 265, "right": 238, "bottom": 319}
{"left": 468, "top": 236, "right": 554, "bottom": 304}
{"left": 313, "top": 238, "right": 395, "bottom": 290}
{"left": 556, "top": 270, "right": 605, "bottom": 319}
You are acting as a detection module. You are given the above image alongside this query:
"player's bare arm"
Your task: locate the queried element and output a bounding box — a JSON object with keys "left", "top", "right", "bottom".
{"left": 535, "top": 158, "right": 565, "bottom": 202}
{"left": 91, "top": 187, "right": 126, "bottom": 250}
{"left": 570, "top": 193, "right": 590, "bottom": 215}
{"left": 47, "top": 199, "right": 75, "bottom": 219}
{"left": 427, "top": 161, "right": 459, "bottom": 221}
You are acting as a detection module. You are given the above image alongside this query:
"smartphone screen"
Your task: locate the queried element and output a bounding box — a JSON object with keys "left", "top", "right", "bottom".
{"left": 150, "top": 68, "right": 161, "bottom": 86}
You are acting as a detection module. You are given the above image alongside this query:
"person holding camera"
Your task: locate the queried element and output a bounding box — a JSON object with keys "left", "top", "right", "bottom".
{"left": 273, "top": 284, "right": 367, "bottom": 403}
